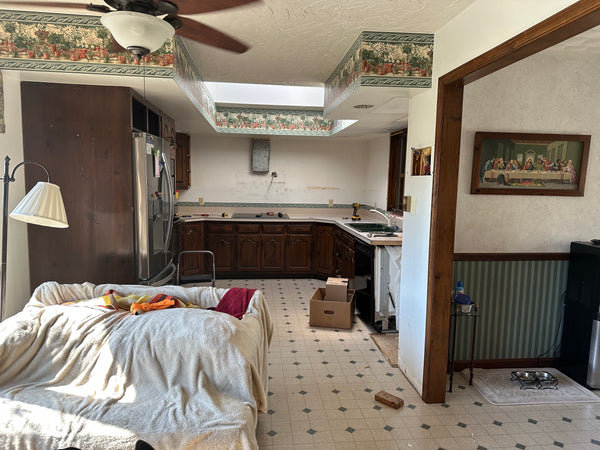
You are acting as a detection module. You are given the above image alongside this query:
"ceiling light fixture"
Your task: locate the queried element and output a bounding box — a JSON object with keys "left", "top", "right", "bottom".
{"left": 353, "top": 104, "right": 374, "bottom": 109}
{"left": 101, "top": 11, "right": 175, "bottom": 59}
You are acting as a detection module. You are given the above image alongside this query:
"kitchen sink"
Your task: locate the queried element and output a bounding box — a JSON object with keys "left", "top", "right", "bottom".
{"left": 346, "top": 222, "right": 396, "bottom": 233}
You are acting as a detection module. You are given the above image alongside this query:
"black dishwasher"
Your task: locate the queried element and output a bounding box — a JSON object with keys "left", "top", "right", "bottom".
{"left": 354, "top": 239, "right": 377, "bottom": 331}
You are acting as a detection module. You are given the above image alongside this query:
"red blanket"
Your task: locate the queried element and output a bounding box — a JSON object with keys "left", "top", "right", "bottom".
{"left": 215, "top": 288, "right": 256, "bottom": 319}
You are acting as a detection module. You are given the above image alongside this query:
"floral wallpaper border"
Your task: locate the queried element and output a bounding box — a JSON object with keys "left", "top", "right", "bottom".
{"left": 0, "top": 12, "right": 434, "bottom": 137}
{"left": 215, "top": 107, "right": 333, "bottom": 136}
{"left": 172, "top": 36, "right": 216, "bottom": 125}
{"left": 324, "top": 31, "right": 433, "bottom": 116}
{"left": 0, "top": 10, "right": 173, "bottom": 76}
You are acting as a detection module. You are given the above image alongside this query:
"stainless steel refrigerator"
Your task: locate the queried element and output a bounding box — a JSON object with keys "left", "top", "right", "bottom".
{"left": 132, "top": 132, "right": 175, "bottom": 286}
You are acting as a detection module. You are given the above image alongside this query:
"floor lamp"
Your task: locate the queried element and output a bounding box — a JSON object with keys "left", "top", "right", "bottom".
{"left": 1, "top": 156, "right": 68, "bottom": 321}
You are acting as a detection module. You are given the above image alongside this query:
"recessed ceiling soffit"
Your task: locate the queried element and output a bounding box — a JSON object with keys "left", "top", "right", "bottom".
{"left": 0, "top": 10, "right": 433, "bottom": 136}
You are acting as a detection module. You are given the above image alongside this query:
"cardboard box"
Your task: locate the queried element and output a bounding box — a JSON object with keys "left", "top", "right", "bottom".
{"left": 309, "top": 287, "right": 355, "bottom": 329}
{"left": 325, "top": 277, "right": 348, "bottom": 302}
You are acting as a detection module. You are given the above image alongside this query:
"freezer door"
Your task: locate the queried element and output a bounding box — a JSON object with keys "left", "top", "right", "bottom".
{"left": 133, "top": 133, "right": 174, "bottom": 284}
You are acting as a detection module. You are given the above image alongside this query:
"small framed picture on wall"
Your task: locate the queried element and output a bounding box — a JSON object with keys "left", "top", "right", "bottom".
{"left": 412, "top": 146, "right": 432, "bottom": 176}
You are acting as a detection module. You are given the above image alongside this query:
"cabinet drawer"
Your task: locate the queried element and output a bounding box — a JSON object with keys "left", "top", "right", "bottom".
{"left": 207, "top": 222, "right": 235, "bottom": 234}
{"left": 287, "top": 223, "right": 312, "bottom": 234}
{"left": 262, "top": 224, "right": 285, "bottom": 234}
{"left": 237, "top": 223, "right": 261, "bottom": 233}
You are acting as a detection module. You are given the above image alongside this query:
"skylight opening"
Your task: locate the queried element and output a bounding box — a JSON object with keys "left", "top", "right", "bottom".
{"left": 204, "top": 82, "right": 324, "bottom": 108}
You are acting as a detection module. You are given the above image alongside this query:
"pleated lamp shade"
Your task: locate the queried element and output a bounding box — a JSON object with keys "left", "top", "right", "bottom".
{"left": 9, "top": 182, "right": 68, "bottom": 228}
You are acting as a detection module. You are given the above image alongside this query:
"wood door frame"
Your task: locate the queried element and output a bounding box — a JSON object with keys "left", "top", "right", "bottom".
{"left": 423, "top": 0, "right": 600, "bottom": 403}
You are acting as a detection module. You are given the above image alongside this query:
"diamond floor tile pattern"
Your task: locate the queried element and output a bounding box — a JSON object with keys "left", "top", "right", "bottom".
{"left": 210, "top": 278, "right": 600, "bottom": 450}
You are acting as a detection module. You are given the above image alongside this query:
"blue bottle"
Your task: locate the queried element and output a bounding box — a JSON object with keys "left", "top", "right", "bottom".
{"left": 456, "top": 281, "right": 464, "bottom": 295}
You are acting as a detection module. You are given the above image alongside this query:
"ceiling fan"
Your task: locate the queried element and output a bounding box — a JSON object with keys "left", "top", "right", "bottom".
{"left": 0, "top": 0, "right": 260, "bottom": 57}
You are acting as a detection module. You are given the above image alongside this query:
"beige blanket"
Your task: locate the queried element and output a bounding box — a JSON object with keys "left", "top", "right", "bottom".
{"left": 0, "top": 282, "right": 272, "bottom": 450}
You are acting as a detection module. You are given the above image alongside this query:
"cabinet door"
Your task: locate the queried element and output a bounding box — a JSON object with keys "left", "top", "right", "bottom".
{"left": 237, "top": 235, "right": 260, "bottom": 272}
{"left": 334, "top": 228, "right": 355, "bottom": 280}
{"left": 179, "top": 222, "right": 205, "bottom": 276}
{"left": 286, "top": 235, "right": 313, "bottom": 273}
{"left": 176, "top": 132, "right": 191, "bottom": 190}
{"left": 313, "top": 224, "right": 334, "bottom": 276}
{"left": 207, "top": 235, "right": 236, "bottom": 273}
{"left": 262, "top": 235, "right": 285, "bottom": 272}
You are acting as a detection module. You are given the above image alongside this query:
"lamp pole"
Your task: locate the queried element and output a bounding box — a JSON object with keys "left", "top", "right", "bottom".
{"left": 1, "top": 156, "right": 50, "bottom": 321}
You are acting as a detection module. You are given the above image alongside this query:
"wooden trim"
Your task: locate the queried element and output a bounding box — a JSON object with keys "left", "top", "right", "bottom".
{"left": 441, "top": 0, "right": 600, "bottom": 86}
{"left": 452, "top": 358, "right": 558, "bottom": 372}
{"left": 424, "top": 80, "right": 464, "bottom": 404}
{"left": 453, "top": 253, "right": 569, "bottom": 261}
{"left": 424, "top": 0, "right": 600, "bottom": 404}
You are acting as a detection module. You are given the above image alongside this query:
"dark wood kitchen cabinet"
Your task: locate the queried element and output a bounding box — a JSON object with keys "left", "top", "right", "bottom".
{"left": 176, "top": 132, "right": 191, "bottom": 190}
{"left": 261, "top": 224, "right": 285, "bottom": 272}
{"left": 286, "top": 224, "right": 313, "bottom": 274}
{"left": 334, "top": 227, "right": 355, "bottom": 281}
{"left": 178, "top": 222, "right": 205, "bottom": 276}
{"left": 161, "top": 112, "right": 176, "bottom": 145}
{"left": 236, "top": 223, "right": 285, "bottom": 273}
{"left": 236, "top": 223, "right": 261, "bottom": 272}
{"left": 21, "top": 82, "right": 173, "bottom": 288}
{"left": 206, "top": 223, "right": 236, "bottom": 273}
{"left": 313, "top": 224, "right": 334, "bottom": 276}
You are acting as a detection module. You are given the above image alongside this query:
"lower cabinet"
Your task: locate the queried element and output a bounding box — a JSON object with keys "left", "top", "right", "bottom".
{"left": 179, "top": 221, "right": 353, "bottom": 279}
{"left": 206, "top": 223, "right": 236, "bottom": 273}
{"left": 261, "top": 235, "right": 285, "bottom": 272}
{"left": 286, "top": 224, "right": 313, "bottom": 273}
{"left": 178, "top": 222, "right": 204, "bottom": 276}
{"left": 334, "top": 227, "right": 355, "bottom": 283}
{"left": 313, "top": 224, "right": 334, "bottom": 277}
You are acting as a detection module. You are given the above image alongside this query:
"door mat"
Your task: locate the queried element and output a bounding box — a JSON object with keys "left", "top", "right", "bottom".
{"left": 370, "top": 333, "right": 398, "bottom": 368}
{"left": 461, "top": 368, "right": 600, "bottom": 406}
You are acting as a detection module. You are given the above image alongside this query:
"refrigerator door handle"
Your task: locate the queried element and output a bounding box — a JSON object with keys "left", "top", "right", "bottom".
{"left": 162, "top": 151, "right": 174, "bottom": 257}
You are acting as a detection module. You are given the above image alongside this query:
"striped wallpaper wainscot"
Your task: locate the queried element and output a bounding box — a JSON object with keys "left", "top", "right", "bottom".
{"left": 451, "top": 256, "right": 568, "bottom": 362}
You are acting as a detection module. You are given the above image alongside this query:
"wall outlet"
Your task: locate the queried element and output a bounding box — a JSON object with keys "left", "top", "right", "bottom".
{"left": 328, "top": 199, "right": 334, "bottom": 207}
{"left": 198, "top": 197, "right": 204, "bottom": 206}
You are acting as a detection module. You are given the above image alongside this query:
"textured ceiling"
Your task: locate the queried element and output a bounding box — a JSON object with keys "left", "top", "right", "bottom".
{"left": 5, "top": 1, "right": 595, "bottom": 136}
{"left": 184, "top": 0, "right": 477, "bottom": 86}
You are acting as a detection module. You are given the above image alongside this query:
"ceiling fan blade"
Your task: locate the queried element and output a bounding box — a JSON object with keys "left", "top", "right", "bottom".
{"left": 172, "top": 16, "right": 249, "bottom": 54}
{"left": 174, "top": 0, "right": 260, "bottom": 16}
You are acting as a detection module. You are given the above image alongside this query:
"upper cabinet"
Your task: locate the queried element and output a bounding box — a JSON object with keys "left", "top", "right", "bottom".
{"left": 176, "top": 132, "right": 191, "bottom": 190}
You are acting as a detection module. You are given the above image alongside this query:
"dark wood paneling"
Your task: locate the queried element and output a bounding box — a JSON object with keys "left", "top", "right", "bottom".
{"left": 21, "top": 82, "right": 135, "bottom": 288}
{"left": 452, "top": 358, "right": 557, "bottom": 372}
{"left": 425, "top": 0, "right": 600, "bottom": 404}
{"left": 454, "top": 253, "right": 569, "bottom": 261}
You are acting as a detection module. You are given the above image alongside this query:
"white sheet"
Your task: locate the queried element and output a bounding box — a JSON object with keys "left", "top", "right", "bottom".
{"left": 0, "top": 282, "right": 272, "bottom": 450}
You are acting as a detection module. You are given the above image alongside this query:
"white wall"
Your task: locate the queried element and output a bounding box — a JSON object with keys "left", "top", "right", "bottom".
{"left": 400, "top": 0, "right": 579, "bottom": 394}
{"left": 456, "top": 51, "right": 600, "bottom": 253}
{"left": 0, "top": 71, "right": 31, "bottom": 318}
{"left": 179, "top": 133, "right": 389, "bottom": 207}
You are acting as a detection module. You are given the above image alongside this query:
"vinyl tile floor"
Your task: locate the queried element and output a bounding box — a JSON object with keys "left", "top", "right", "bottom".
{"left": 211, "top": 278, "right": 600, "bottom": 450}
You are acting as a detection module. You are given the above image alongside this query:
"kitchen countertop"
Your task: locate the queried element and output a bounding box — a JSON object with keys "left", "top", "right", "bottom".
{"left": 176, "top": 208, "right": 402, "bottom": 246}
